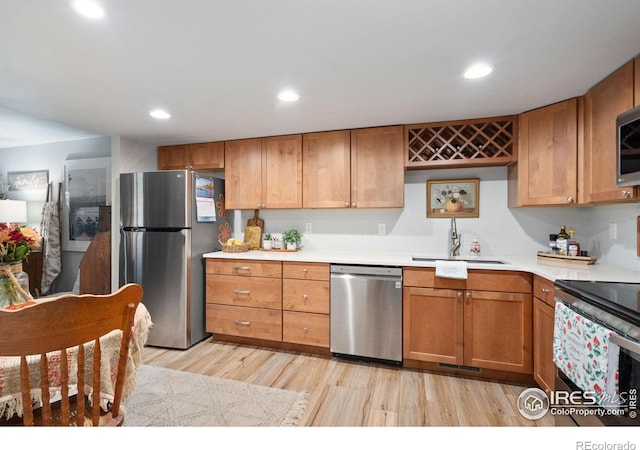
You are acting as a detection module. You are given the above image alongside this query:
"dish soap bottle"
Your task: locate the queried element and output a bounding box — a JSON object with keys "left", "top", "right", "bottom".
{"left": 470, "top": 237, "right": 481, "bottom": 256}
{"left": 556, "top": 225, "right": 569, "bottom": 255}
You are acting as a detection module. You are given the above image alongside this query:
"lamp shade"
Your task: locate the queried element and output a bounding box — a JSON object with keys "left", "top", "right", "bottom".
{"left": 0, "top": 200, "right": 28, "bottom": 223}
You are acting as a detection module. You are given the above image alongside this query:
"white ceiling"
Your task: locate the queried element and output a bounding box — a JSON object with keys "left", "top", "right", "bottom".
{"left": 1, "top": 0, "right": 640, "bottom": 149}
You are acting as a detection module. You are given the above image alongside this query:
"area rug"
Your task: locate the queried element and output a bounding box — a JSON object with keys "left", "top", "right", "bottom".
{"left": 123, "top": 364, "right": 308, "bottom": 427}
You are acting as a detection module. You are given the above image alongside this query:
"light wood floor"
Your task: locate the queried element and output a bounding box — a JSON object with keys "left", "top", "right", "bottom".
{"left": 140, "top": 338, "right": 554, "bottom": 427}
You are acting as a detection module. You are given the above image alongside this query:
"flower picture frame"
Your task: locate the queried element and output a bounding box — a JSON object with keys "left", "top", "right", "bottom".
{"left": 427, "top": 178, "right": 479, "bottom": 218}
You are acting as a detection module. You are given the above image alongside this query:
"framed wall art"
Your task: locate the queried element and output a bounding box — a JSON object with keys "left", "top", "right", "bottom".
{"left": 427, "top": 178, "right": 479, "bottom": 218}
{"left": 62, "top": 157, "right": 111, "bottom": 252}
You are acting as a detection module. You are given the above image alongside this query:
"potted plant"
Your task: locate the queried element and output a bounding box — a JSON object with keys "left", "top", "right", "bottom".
{"left": 282, "top": 228, "right": 303, "bottom": 250}
{"left": 262, "top": 233, "right": 272, "bottom": 250}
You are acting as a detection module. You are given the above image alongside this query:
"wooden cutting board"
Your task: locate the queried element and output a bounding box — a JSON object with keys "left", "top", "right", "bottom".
{"left": 247, "top": 209, "right": 264, "bottom": 242}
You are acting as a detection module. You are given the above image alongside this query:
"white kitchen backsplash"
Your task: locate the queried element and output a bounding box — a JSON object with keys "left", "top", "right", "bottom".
{"left": 230, "top": 167, "right": 639, "bottom": 266}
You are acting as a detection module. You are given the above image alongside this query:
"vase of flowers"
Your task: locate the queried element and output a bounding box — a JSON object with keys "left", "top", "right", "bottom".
{"left": 436, "top": 186, "right": 468, "bottom": 213}
{"left": 0, "top": 223, "right": 41, "bottom": 309}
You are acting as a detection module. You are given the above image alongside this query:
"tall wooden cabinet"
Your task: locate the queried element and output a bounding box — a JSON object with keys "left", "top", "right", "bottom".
{"left": 509, "top": 98, "right": 579, "bottom": 206}
{"left": 403, "top": 268, "right": 533, "bottom": 374}
{"left": 583, "top": 60, "right": 639, "bottom": 203}
{"left": 158, "top": 141, "right": 224, "bottom": 170}
{"left": 635, "top": 56, "right": 640, "bottom": 106}
{"left": 532, "top": 275, "right": 556, "bottom": 393}
{"left": 225, "top": 134, "right": 302, "bottom": 209}
{"left": 302, "top": 126, "right": 404, "bottom": 208}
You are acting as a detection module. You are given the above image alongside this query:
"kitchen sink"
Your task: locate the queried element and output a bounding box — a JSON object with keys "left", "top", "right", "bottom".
{"left": 411, "top": 256, "right": 507, "bottom": 264}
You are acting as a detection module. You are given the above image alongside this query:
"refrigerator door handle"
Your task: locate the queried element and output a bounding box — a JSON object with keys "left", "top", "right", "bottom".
{"left": 120, "top": 227, "right": 129, "bottom": 285}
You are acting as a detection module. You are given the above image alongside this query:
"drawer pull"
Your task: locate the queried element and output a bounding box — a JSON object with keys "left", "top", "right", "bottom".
{"left": 303, "top": 327, "right": 308, "bottom": 333}
{"left": 233, "top": 289, "right": 251, "bottom": 295}
{"left": 232, "top": 266, "right": 251, "bottom": 271}
{"left": 303, "top": 294, "right": 308, "bottom": 300}
{"left": 541, "top": 288, "right": 550, "bottom": 293}
{"left": 234, "top": 320, "right": 251, "bottom": 326}
{"left": 303, "top": 268, "right": 308, "bottom": 273}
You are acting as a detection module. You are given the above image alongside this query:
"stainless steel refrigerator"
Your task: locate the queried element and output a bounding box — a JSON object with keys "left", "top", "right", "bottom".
{"left": 119, "top": 170, "right": 230, "bottom": 349}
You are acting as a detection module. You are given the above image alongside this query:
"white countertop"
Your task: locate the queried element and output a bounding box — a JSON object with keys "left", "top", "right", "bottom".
{"left": 203, "top": 249, "right": 640, "bottom": 283}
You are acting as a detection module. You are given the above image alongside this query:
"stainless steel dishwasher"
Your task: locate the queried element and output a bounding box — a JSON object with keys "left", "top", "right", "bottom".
{"left": 330, "top": 264, "right": 403, "bottom": 365}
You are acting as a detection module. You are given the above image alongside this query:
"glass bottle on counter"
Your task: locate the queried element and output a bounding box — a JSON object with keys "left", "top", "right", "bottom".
{"left": 556, "top": 225, "right": 569, "bottom": 255}
{"left": 568, "top": 228, "right": 580, "bottom": 257}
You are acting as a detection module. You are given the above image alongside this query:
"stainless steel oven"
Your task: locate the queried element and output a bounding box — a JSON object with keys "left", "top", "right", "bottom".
{"left": 554, "top": 280, "right": 640, "bottom": 426}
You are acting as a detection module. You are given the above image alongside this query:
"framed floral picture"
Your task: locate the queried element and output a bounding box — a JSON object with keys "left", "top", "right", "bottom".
{"left": 427, "top": 178, "right": 479, "bottom": 218}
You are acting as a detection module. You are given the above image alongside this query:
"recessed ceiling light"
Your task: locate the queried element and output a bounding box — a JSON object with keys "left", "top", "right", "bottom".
{"left": 277, "top": 90, "right": 300, "bottom": 102}
{"left": 72, "top": 0, "right": 105, "bottom": 19}
{"left": 464, "top": 63, "right": 493, "bottom": 79}
{"left": 149, "top": 109, "right": 171, "bottom": 119}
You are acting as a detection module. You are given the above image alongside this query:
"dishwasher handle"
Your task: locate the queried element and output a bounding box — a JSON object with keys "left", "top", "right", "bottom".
{"left": 330, "top": 264, "right": 402, "bottom": 277}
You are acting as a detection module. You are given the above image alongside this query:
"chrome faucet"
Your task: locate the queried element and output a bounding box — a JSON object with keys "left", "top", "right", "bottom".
{"left": 449, "top": 216, "right": 461, "bottom": 257}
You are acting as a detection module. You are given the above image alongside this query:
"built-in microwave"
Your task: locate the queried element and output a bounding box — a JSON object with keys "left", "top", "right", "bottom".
{"left": 616, "top": 104, "right": 640, "bottom": 187}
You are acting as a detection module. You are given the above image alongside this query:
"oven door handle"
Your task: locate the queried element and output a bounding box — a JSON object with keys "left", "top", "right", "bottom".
{"left": 611, "top": 333, "right": 640, "bottom": 354}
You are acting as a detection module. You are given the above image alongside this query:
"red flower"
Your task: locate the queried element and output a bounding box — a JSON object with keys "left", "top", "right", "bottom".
{"left": 594, "top": 336, "right": 601, "bottom": 346}
{"left": 593, "top": 383, "right": 603, "bottom": 393}
{"left": 567, "top": 320, "right": 572, "bottom": 329}
{"left": 587, "top": 342, "right": 592, "bottom": 349}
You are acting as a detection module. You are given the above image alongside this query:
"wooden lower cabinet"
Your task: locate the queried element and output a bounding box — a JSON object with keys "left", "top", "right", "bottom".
{"left": 206, "top": 304, "right": 282, "bottom": 341}
{"left": 282, "top": 262, "right": 330, "bottom": 348}
{"left": 206, "top": 259, "right": 283, "bottom": 342}
{"left": 533, "top": 275, "right": 557, "bottom": 392}
{"left": 283, "top": 311, "right": 330, "bottom": 347}
{"left": 463, "top": 290, "right": 532, "bottom": 373}
{"left": 403, "top": 287, "right": 463, "bottom": 364}
{"left": 403, "top": 268, "right": 533, "bottom": 374}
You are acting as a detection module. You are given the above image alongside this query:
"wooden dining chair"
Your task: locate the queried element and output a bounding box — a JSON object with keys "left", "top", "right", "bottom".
{"left": 0, "top": 283, "right": 143, "bottom": 426}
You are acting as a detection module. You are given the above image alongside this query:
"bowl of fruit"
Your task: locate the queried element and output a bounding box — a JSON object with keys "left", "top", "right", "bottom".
{"left": 219, "top": 238, "right": 250, "bottom": 253}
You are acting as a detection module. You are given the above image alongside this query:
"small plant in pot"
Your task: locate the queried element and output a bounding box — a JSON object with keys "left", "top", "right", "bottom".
{"left": 262, "top": 233, "right": 272, "bottom": 250}
{"left": 282, "top": 228, "right": 303, "bottom": 250}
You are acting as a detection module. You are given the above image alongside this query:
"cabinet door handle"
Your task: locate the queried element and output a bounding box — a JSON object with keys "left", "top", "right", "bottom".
{"left": 457, "top": 292, "right": 463, "bottom": 298}
{"left": 345, "top": 202, "right": 349, "bottom": 207}
{"left": 303, "top": 268, "right": 308, "bottom": 273}
{"left": 465, "top": 292, "right": 471, "bottom": 298}
{"left": 541, "top": 288, "right": 550, "bottom": 293}
{"left": 621, "top": 190, "right": 630, "bottom": 198}
{"left": 303, "top": 327, "right": 308, "bottom": 333}
{"left": 233, "top": 289, "right": 250, "bottom": 295}
{"left": 567, "top": 196, "right": 574, "bottom": 203}
{"left": 234, "top": 320, "right": 250, "bottom": 326}
{"left": 303, "top": 294, "right": 308, "bottom": 300}
{"left": 232, "top": 266, "right": 250, "bottom": 271}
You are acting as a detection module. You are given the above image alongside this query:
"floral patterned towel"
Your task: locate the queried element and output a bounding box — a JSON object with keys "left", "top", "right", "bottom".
{"left": 553, "top": 302, "right": 620, "bottom": 406}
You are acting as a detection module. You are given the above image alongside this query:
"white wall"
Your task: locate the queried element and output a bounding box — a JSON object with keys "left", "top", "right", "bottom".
{"left": 0, "top": 136, "right": 112, "bottom": 292}
{"left": 233, "top": 166, "right": 639, "bottom": 271}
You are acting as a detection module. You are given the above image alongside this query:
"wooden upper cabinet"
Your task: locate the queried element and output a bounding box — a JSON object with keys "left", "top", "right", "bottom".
{"left": 509, "top": 98, "right": 579, "bottom": 206}
{"left": 189, "top": 142, "right": 224, "bottom": 169}
{"left": 224, "top": 138, "right": 263, "bottom": 209}
{"left": 224, "top": 135, "right": 302, "bottom": 209}
{"left": 158, "top": 141, "right": 224, "bottom": 170}
{"left": 635, "top": 56, "right": 640, "bottom": 107}
{"left": 303, "top": 130, "right": 351, "bottom": 208}
{"left": 157, "top": 144, "right": 190, "bottom": 170}
{"left": 583, "top": 60, "right": 638, "bottom": 203}
{"left": 262, "top": 134, "right": 303, "bottom": 209}
{"left": 351, "top": 126, "right": 405, "bottom": 208}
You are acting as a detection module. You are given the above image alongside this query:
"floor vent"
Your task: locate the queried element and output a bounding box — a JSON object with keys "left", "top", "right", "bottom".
{"left": 437, "top": 363, "right": 481, "bottom": 373}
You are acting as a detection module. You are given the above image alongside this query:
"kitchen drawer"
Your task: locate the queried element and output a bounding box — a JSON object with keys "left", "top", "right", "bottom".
{"left": 206, "top": 259, "right": 282, "bottom": 278}
{"left": 403, "top": 267, "right": 532, "bottom": 293}
{"left": 206, "top": 275, "right": 282, "bottom": 309}
{"left": 206, "top": 304, "right": 282, "bottom": 341}
{"left": 283, "top": 311, "right": 330, "bottom": 348}
{"left": 533, "top": 275, "right": 555, "bottom": 307}
{"left": 282, "top": 262, "right": 330, "bottom": 281}
{"left": 283, "top": 279, "right": 330, "bottom": 314}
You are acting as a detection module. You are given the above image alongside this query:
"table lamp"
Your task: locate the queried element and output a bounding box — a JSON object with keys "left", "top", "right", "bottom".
{"left": 0, "top": 199, "right": 28, "bottom": 224}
